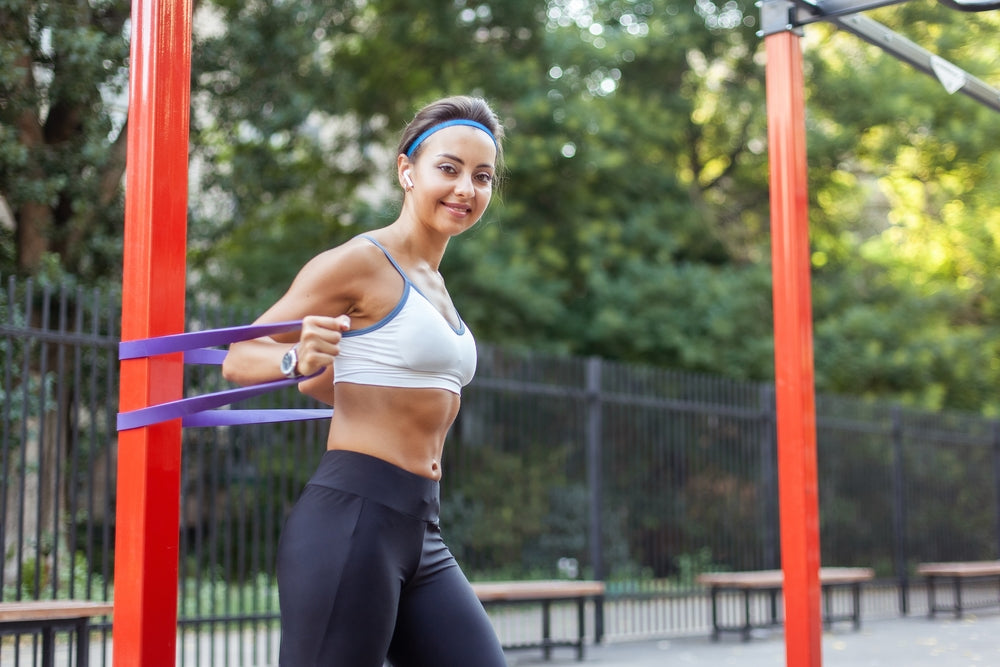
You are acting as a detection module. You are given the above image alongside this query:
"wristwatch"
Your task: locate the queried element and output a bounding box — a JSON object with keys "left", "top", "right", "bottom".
{"left": 280, "top": 345, "right": 302, "bottom": 378}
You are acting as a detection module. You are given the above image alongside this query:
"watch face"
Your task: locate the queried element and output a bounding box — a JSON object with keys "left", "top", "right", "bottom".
{"left": 281, "top": 349, "right": 296, "bottom": 376}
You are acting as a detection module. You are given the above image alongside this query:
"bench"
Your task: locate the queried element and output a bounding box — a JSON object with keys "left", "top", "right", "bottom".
{"left": 0, "top": 600, "right": 113, "bottom": 667}
{"left": 471, "top": 580, "right": 604, "bottom": 662}
{"left": 917, "top": 560, "right": 1000, "bottom": 619}
{"left": 696, "top": 567, "right": 874, "bottom": 641}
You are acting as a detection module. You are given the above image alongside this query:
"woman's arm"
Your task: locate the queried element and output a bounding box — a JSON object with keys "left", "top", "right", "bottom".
{"left": 221, "top": 244, "right": 366, "bottom": 388}
{"left": 222, "top": 314, "right": 350, "bottom": 387}
{"left": 297, "top": 365, "right": 336, "bottom": 406}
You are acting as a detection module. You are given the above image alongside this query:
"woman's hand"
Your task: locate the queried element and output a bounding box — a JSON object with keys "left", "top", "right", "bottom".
{"left": 296, "top": 314, "right": 351, "bottom": 376}
{"left": 221, "top": 314, "right": 350, "bottom": 387}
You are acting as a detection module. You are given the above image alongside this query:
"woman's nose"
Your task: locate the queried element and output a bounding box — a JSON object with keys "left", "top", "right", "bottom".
{"left": 454, "top": 173, "right": 474, "bottom": 196}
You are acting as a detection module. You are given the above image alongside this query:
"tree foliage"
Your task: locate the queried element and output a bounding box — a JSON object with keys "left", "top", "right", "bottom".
{"left": 2, "top": 0, "right": 999, "bottom": 413}
{"left": 803, "top": 4, "right": 1000, "bottom": 411}
{"left": 0, "top": 0, "right": 130, "bottom": 282}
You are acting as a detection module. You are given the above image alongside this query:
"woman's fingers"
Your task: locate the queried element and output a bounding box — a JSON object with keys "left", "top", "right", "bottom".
{"left": 296, "top": 315, "right": 351, "bottom": 375}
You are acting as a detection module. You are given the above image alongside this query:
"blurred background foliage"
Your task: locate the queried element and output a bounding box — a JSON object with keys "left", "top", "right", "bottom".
{"left": 2, "top": 0, "right": 998, "bottom": 414}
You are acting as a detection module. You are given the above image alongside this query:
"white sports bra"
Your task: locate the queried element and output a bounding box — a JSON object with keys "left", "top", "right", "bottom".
{"left": 333, "top": 236, "right": 477, "bottom": 394}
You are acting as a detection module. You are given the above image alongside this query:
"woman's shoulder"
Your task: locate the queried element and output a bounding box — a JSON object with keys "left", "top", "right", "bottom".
{"left": 300, "top": 234, "right": 385, "bottom": 278}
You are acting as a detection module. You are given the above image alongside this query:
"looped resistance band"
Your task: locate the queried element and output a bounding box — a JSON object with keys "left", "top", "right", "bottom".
{"left": 117, "top": 320, "right": 332, "bottom": 431}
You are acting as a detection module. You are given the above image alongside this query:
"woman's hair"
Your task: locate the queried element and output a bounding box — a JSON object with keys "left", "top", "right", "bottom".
{"left": 397, "top": 96, "right": 505, "bottom": 170}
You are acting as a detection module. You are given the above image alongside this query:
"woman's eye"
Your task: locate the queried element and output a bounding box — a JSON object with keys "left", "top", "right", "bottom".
{"left": 476, "top": 173, "right": 494, "bottom": 184}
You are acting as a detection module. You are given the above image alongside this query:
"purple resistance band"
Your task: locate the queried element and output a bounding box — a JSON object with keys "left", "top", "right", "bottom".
{"left": 117, "top": 320, "right": 332, "bottom": 431}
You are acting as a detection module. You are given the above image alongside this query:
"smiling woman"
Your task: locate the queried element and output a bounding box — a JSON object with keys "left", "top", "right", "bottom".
{"left": 221, "top": 95, "right": 507, "bottom": 667}
{"left": 397, "top": 119, "right": 499, "bottom": 238}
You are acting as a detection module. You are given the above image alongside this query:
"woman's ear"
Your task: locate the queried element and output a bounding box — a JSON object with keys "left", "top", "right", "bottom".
{"left": 397, "top": 154, "right": 414, "bottom": 191}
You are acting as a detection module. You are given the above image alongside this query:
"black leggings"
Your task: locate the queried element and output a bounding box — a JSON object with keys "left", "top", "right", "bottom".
{"left": 276, "top": 449, "right": 507, "bottom": 666}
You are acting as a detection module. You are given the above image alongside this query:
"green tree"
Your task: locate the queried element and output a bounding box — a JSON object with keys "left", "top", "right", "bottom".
{"left": 187, "top": 0, "right": 1000, "bottom": 412}
{"left": 4, "top": 0, "right": 999, "bottom": 413}
{"left": 187, "top": 0, "right": 545, "bottom": 305}
{"left": 440, "top": 1, "right": 777, "bottom": 376}
{"left": 803, "top": 5, "right": 1000, "bottom": 412}
{"left": 0, "top": 0, "right": 130, "bottom": 282}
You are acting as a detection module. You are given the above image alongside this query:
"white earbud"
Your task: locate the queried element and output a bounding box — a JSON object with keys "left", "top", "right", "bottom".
{"left": 403, "top": 170, "right": 414, "bottom": 189}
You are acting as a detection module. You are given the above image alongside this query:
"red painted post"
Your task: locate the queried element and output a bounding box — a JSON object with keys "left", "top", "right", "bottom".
{"left": 114, "top": 0, "right": 193, "bottom": 663}
{"left": 765, "top": 30, "right": 823, "bottom": 667}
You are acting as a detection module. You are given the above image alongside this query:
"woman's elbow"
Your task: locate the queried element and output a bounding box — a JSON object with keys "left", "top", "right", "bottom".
{"left": 221, "top": 352, "right": 244, "bottom": 385}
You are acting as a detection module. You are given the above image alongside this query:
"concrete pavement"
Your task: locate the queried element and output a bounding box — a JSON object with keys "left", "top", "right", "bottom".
{"left": 506, "top": 612, "right": 1000, "bottom": 666}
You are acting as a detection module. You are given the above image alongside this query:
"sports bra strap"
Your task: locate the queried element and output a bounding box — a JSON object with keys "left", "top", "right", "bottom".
{"left": 360, "top": 235, "right": 409, "bottom": 282}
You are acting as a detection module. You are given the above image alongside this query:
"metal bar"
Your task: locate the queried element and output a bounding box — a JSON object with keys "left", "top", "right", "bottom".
{"left": 16, "top": 280, "right": 35, "bottom": 602}
{"left": 542, "top": 600, "right": 552, "bottom": 660}
{"left": 0, "top": 278, "right": 13, "bottom": 595}
{"left": 853, "top": 583, "right": 862, "bottom": 628}
{"left": 939, "top": 0, "right": 1000, "bottom": 11}
{"left": 742, "top": 589, "right": 752, "bottom": 641}
{"left": 586, "top": 357, "right": 605, "bottom": 586}
{"left": 41, "top": 625, "right": 54, "bottom": 667}
{"left": 101, "top": 290, "right": 116, "bottom": 667}
{"left": 954, "top": 576, "right": 964, "bottom": 617}
{"left": 789, "top": 0, "right": 911, "bottom": 26}
{"left": 76, "top": 616, "right": 90, "bottom": 667}
{"left": 890, "top": 407, "right": 910, "bottom": 615}
{"left": 830, "top": 13, "right": 1000, "bottom": 112}
{"left": 763, "top": 0, "right": 1000, "bottom": 113}
{"left": 760, "top": 385, "right": 780, "bottom": 570}
{"left": 0, "top": 323, "right": 117, "bottom": 347}
{"left": 113, "top": 0, "right": 193, "bottom": 664}
{"left": 82, "top": 291, "right": 98, "bottom": 602}
{"left": 36, "top": 284, "right": 52, "bottom": 601}
{"left": 52, "top": 285, "right": 68, "bottom": 601}
{"left": 765, "top": 28, "right": 824, "bottom": 667}
{"left": 993, "top": 421, "right": 1000, "bottom": 562}
{"left": 67, "top": 288, "right": 84, "bottom": 602}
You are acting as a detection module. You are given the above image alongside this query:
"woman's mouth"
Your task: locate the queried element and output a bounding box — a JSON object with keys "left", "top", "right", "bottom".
{"left": 443, "top": 202, "right": 472, "bottom": 215}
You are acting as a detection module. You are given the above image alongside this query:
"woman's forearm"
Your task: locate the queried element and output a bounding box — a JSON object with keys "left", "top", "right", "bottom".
{"left": 222, "top": 337, "right": 290, "bottom": 386}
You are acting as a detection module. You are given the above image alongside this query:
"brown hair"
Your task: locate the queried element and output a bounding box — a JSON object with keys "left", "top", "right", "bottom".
{"left": 397, "top": 96, "right": 505, "bottom": 170}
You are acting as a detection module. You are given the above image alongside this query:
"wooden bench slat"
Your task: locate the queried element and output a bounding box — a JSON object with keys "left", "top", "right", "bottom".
{"left": 472, "top": 580, "right": 604, "bottom": 602}
{"left": 917, "top": 561, "right": 1000, "bottom": 577}
{"left": 0, "top": 601, "right": 114, "bottom": 623}
{"left": 696, "top": 567, "right": 874, "bottom": 589}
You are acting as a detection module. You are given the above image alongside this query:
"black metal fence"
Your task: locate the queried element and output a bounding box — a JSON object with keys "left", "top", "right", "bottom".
{"left": 3, "top": 275, "right": 999, "bottom": 665}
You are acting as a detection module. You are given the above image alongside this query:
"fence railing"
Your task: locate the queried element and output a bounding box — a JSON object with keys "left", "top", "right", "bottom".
{"left": 3, "top": 275, "right": 999, "bottom": 665}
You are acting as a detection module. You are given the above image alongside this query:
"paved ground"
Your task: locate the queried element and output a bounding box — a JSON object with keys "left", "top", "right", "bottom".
{"left": 7, "top": 609, "right": 996, "bottom": 666}
{"left": 506, "top": 612, "right": 1000, "bottom": 666}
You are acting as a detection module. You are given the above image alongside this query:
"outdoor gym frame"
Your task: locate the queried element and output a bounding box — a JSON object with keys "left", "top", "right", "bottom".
{"left": 112, "top": 1, "right": 999, "bottom": 666}
{"left": 763, "top": 2, "right": 998, "bottom": 666}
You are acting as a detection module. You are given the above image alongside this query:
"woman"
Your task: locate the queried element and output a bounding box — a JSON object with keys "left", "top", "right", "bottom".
{"left": 222, "top": 96, "right": 508, "bottom": 666}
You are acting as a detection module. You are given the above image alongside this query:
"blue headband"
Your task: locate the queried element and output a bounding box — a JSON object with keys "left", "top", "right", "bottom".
{"left": 405, "top": 119, "right": 498, "bottom": 158}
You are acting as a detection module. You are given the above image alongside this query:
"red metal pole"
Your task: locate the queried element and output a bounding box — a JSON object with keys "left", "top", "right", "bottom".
{"left": 114, "top": 0, "right": 192, "bottom": 663}
{"left": 765, "top": 29, "right": 824, "bottom": 667}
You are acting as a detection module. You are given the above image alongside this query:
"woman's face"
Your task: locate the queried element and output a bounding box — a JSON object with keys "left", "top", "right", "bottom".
{"left": 405, "top": 125, "right": 497, "bottom": 236}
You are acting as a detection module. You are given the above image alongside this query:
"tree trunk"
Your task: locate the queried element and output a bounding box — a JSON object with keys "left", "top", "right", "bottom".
{"left": 13, "top": 88, "right": 52, "bottom": 274}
